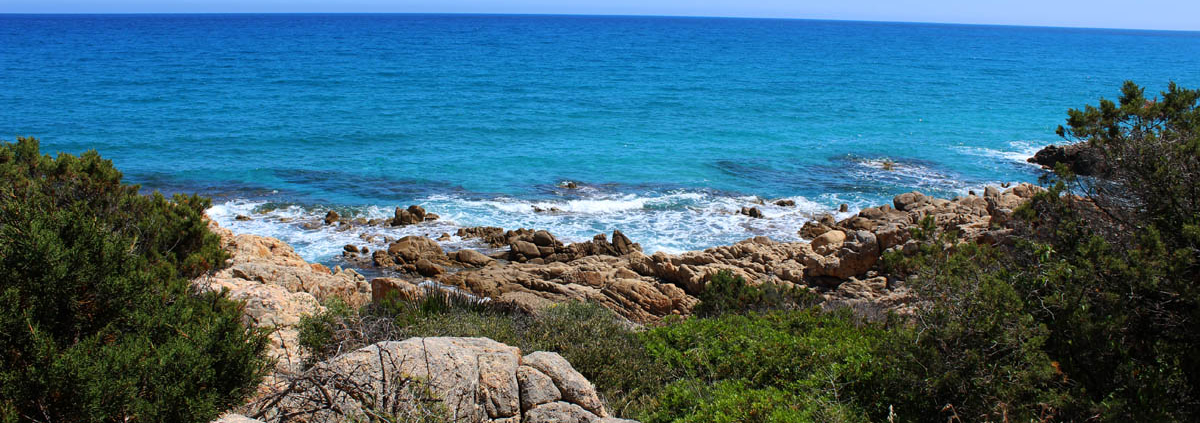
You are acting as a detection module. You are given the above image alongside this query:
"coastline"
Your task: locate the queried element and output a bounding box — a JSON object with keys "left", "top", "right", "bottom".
{"left": 199, "top": 181, "right": 1041, "bottom": 352}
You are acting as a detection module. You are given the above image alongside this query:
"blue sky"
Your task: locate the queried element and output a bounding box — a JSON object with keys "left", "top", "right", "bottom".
{"left": 2, "top": 0, "right": 1198, "bottom": 31}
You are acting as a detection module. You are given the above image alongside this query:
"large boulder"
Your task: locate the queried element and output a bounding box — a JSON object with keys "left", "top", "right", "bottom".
{"left": 250, "top": 337, "right": 628, "bottom": 423}
{"left": 388, "top": 235, "right": 446, "bottom": 263}
{"left": 453, "top": 249, "right": 496, "bottom": 267}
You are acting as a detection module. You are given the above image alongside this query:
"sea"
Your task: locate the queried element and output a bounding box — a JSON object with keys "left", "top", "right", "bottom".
{"left": 3, "top": 14, "right": 1198, "bottom": 264}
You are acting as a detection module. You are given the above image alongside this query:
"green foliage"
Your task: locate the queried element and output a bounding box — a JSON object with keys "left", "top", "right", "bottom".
{"left": 1056, "top": 81, "right": 1200, "bottom": 251}
{"left": 0, "top": 137, "right": 267, "bottom": 422}
{"left": 296, "top": 297, "right": 353, "bottom": 365}
{"left": 695, "top": 270, "right": 818, "bottom": 317}
{"left": 1014, "top": 82, "right": 1200, "bottom": 419}
{"left": 642, "top": 308, "right": 915, "bottom": 422}
{"left": 900, "top": 241, "right": 1065, "bottom": 421}
{"left": 645, "top": 379, "right": 854, "bottom": 423}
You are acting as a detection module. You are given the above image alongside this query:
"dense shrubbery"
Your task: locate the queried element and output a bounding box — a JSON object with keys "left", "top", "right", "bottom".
{"left": 642, "top": 308, "right": 906, "bottom": 422}
{"left": 0, "top": 137, "right": 267, "bottom": 422}
{"left": 694, "top": 270, "right": 819, "bottom": 317}
{"left": 1008, "top": 81, "right": 1200, "bottom": 419}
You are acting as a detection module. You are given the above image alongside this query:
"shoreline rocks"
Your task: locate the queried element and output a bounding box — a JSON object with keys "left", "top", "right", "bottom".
{"left": 1028, "top": 142, "right": 1107, "bottom": 176}
{"left": 205, "top": 182, "right": 1043, "bottom": 330}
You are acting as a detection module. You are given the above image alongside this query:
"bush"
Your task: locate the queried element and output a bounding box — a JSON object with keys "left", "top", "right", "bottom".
{"left": 694, "top": 270, "right": 819, "bottom": 317}
{"left": 1005, "top": 82, "right": 1200, "bottom": 419}
{"left": 0, "top": 137, "right": 268, "bottom": 422}
{"left": 642, "top": 308, "right": 916, "bottom": 421}
{"left": 644, "top": 379, "right": 851, "bottom": 423}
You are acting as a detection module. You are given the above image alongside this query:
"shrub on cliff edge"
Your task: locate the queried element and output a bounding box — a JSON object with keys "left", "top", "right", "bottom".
{"left": 0, "top": 137, "right": 268, "bottom": 422}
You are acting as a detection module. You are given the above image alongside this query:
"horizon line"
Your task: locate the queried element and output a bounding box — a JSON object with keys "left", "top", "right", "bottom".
{"left": 1, "top": 11, "right": 1198, "bottom": 33}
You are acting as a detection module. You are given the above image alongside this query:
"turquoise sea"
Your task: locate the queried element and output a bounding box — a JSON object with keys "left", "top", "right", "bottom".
{"left": 3, "top": 14, "right": 1199, "bottom": 262}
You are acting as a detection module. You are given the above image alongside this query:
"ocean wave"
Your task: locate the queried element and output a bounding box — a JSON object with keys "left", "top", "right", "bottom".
{"left": 206, "top": 190, "right": 855, "bottom": 264}
{"left": 956, "top": 140, "right": 1046, "bottom": 166}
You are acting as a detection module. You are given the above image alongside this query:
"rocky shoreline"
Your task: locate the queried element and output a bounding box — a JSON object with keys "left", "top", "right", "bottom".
{"left": 196, "top": 183, "right": 1041, "bottom": 422}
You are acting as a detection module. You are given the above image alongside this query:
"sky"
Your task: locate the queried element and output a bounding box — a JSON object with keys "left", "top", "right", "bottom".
{"left": 1, "top": 0, "right": 1198, "bottom": 31}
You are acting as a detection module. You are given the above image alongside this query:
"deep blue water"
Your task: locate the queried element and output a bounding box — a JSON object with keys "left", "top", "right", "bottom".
{"left": 3, "top": 14, "right": 1199, "bottom": 261}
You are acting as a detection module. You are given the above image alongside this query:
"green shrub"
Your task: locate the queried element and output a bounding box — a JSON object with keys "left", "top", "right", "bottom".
{"left": 999, "top": 82, "right": 1200, "bottom": 419}
{"left": 695, "top": 270, "right": 818, "bottom": 317}
{"left": 0, "top": 137, "right": 267, "bottom": 422}
{"left": 642, "top": 308, "right": 916, "bottom": 421}
{"left": 644, "top": 379, "right": 856, "bottom": 423}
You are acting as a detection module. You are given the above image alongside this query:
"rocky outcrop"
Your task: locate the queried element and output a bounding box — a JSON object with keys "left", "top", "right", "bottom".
{"left": 250, "top": 337, "right": 630, "bottom": 423}
{"left": 427, "top": 184, "right": 1041, "bottom": 322}
{"left": 739, "top": 206, "right": 764, "bottom": 218}
{"left": 455, "top": 228, "right": 643, "bottom": 265}
{"left": 391, "top": 204, "right": 440, "bottom": 226}
{"left": 437, "top": 254, "right": 696, "bottom": 322}
{"left": 194, "top": 222, "right": 372, "bottom": 367}
{"left": 1028, "top": 142, "right": 1107, "bottom": 176}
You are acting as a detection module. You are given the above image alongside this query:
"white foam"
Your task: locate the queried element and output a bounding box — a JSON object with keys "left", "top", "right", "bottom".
{"left": 957, "top": 140, "right": 1047, "bottom": 167}
{"left": 206, "top": 189, "right": 848, "bottom": 264}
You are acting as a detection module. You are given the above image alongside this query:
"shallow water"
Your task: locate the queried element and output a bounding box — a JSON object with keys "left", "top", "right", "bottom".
{"left": 3, "top": 14, "right": 1198, "bottom": 262}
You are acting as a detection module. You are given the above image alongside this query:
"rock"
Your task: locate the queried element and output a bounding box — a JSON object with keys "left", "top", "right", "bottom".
{"left": 739, "top": 206, "right": 764, "bottom": 218}
{"left": 343, "top": 244, "right": 358, "bottom": 253}
{"left": 211, "top": 414, "right": 265, "bottom": 423}
{"left": 479, "top": 351, "right": 521, "bottom": 419}
{"left": 517, "top": 366, "right": 562, "bottom": 411}
{"left": 810, "top": 230, "right": 846, "bottom": 254}
{"left": 532, "top": 230, "right": 558, "bottom": 247}
{"left": 391, "top": 205, "right": 434, "bottom": 226}
{"left": 235, "top": 214, "right": 252, "bottom": 221}
{"left": 839, "top": 203, "right": 849, "bottom": 212}
{"left": 453, "top": 249, "right": 495, "bottom": 267}
{"left": 512, "top": 240, "right": 541, "bottom": 258}
{"left": 407, "top": 205, "right": 427, "bottom": 221}
{"left": 457, "top": 226, "right": 508, "bottom": 247}
{"left": 253, "top": 338, "right": 616, "bottom": 423}
{"left": 415, "top": 258, "right": 444, "bottom": 277}
{"left": 525, "top": 402, "right": 599, "bottom": 423}
{"left": 893, "top": 191, "right": 928, "bottom": 211}
{"left": 323, "top": 210, "right": 340, "bottom": 225}
{"left": 774, "top": 199, "right": 796, "bottom": 207}
{"left": 201, "top": 223, "right": 371, "bottom": 306}
{"left": 611, "top": 230, "right": 639, "bottom": 255}
{"left": 523, "top": 352, "right": 607, "bottom": 417}
{"left": 370, "top": 277, "right": 421, "bottom": 302}
{"left": 387, "top": 235, "right": 446, "bottom": 263}
{"left": 1028, "top": 142, "right": 1107, "bottom": 176}
{"left": 563, "top": 181, "right": 579, "bottom": 189}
